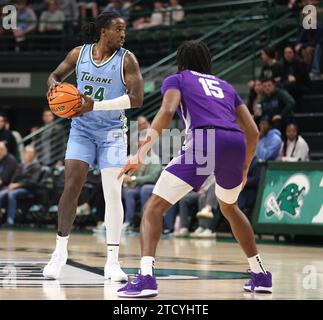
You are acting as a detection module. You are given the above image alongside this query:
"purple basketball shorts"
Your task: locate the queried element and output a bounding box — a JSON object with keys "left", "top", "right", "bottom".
{"left": 165, "top": 128, "right": 246, "bottom": 192}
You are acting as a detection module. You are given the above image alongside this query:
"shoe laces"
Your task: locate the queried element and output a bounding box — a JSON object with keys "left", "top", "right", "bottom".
{"left": 119, "top": 274, "right": 140, "bottom": 291}
{"left": 127, "top": 274, "right": 146, "bottom": 290}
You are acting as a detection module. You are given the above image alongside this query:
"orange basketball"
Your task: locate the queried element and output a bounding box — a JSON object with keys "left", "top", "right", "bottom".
{"left": 48, "top": 83, "right": 81, "bottom": 118}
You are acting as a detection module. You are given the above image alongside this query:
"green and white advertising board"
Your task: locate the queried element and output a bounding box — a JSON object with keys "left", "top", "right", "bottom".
{"left": 252, "top": 162, "right": 323, "bottom": 236}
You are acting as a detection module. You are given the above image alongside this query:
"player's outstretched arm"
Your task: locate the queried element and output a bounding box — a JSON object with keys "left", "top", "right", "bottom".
{"left": 47, "top": 46, "right": 82, "bottom": 96}
{"left": 118, "top": 88, "right": 180, "bottom": 178}
{"left": 138, "top": 88, "right": 180, "bottom": 160}
{"left": 236, "top": 104, "right": 260, "bottom": 186}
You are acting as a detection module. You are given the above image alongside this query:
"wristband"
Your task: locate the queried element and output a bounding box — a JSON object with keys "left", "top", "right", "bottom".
{"left": 93, "top": 94, "right": 131, "bottom": 111}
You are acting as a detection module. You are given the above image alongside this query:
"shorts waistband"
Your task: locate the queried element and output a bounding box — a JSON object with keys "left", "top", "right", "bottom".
{"left": 194, "top": 125, "right": 217, "bottom": 130}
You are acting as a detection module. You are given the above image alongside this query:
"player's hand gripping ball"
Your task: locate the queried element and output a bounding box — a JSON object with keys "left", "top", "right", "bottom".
{"left": 47, "top": 83, "right": 82, "bottom": 118}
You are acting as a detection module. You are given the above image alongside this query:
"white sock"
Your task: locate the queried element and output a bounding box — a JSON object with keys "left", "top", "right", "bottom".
{"left": 248, "top": 254, "right": 267, "bottom": 274}
{"left": 140, "top": 256, "right": 155, "bottom": 276}
{"left": 107, "top": 244, "right": 119, "bottom": 265}
{"left": 55, "top": 234, "right": 69, "bottom": 255}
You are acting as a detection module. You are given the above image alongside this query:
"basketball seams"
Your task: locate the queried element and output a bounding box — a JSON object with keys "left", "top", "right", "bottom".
{"left": 49, "top": 97, "right": 81, "bottom": 105}
{"left": 52, "top": 99, "right": 81, "bottom": 117}
{"left": 51, "top": 98, "right": 81, "bottom": 112}
{"left": 60, "top": 103, "right": 77, "bottom": 116}
{"left": 47, "top": 83, "right": 82, "bottom": 118}
{"left": 51, "top": 90, "right": 80, "bottom": 97}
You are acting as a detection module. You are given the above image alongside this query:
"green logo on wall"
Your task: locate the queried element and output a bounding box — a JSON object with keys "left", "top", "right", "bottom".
{"left": 265, "top": 174, "right": 310, "bottom": 220}
{"left": 257, "top": 169, "right": 323, "bottom": 226}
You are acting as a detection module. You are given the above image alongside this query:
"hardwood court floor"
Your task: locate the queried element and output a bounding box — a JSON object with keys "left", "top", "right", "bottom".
{"left": 0, "top": 229, "right": 323, "bottom": 300}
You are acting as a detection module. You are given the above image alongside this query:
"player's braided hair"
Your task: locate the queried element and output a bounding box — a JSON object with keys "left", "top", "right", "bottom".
{"left": 176, "top": 40, "right": 212, "bottom": 74}
{"left": 82, "top": 12, "right": 121, "bottom": 43}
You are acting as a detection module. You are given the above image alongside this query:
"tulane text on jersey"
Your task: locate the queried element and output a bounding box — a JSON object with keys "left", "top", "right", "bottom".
{"left": 72, "top": 44, "right": 128, "bottom": 133}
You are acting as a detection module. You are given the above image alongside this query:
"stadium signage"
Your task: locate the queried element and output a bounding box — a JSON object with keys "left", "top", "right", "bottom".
{"left": 253, "top": 162, "right": 323, "bottom": 236}
{"left": 0, "top": 73, "right": 31, "bottom": 88}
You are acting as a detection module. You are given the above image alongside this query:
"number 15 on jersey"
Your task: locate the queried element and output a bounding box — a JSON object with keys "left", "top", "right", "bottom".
{"left": 198, "top": 78, "right": 225, "bottom": 99}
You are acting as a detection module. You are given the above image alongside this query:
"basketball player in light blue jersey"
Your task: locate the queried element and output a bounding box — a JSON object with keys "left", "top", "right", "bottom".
{"left": 43, "top": 12, "right": 144, "bottom": 281}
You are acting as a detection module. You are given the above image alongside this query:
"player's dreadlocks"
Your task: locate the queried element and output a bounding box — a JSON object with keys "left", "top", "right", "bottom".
{"left": 82, "top": 12, "right": 121, "bottom": 43}
{"left": 176, "top": 40, "right": 212, "bottom": 74}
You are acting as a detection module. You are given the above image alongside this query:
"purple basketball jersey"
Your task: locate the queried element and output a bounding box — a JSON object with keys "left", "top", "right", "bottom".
{"left": 159, "top": 69, "right": 246, "bottom": 192}
{"left": 161, "top": 70, "right": 244, "bottom": 132}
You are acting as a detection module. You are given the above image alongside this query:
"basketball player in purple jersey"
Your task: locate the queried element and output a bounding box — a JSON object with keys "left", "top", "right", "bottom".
{"left": 117, "top": 41, "right": 272, "bottom": 297}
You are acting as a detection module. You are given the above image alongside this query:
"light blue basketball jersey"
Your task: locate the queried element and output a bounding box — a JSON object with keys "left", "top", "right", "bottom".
{"left": 72, "top": 44, "right": 128, "bottom": 133}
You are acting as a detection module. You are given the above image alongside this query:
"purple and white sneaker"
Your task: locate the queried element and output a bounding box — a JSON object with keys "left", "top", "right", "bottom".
{"left": 244, "top": 272, "right": 272, "bottom": 293}
{"left": 117, "top": 274, "right": 158, "bottom": 298}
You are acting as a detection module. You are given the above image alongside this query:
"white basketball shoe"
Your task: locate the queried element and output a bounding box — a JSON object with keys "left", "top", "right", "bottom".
{"left": 104, "top": 262, "right": 128, "bottom": 282}
{"left": 43, "top": 250, "right": 68, "bottom": 279}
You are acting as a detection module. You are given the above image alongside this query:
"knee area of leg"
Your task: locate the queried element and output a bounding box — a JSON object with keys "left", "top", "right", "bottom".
{"left": 219, "top": 202, "right": 236, "bottom": 215}
{"left": 145, "top": 197, "right": 168, "bottom": 214}
{"left": 64, "top": 182, "right": 81, "bottom": 196}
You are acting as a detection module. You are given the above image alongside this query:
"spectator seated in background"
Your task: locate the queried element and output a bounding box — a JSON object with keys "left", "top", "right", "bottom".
{"left": 39, "top": 0, "right": 65, "bottom": 33}
{"left": 259, "top": 47, "right": 282, "bottom": 82}
{"left": 78, "top": 0, "right": 98, "bottom": 21}
{"left": 175, "top": 176, "right": 217, "bottom": 239}
{"left": 237, "top": 156, "right": 262, "bottom": 217}
{"left": 27, "top": 0, "right": 47, "bottom": 16}
{"left": 36, "top": 109, "right": 66, "bottom": 167}
{"left": 122, "top": 147, "right": 162, "bottom": 231}
{"left": 247, "top": 79, "right": 263, "bottom": 125}
{"left": 56, "top": 0, "right": 79, "bottom": 31}
{"left": 261, "top": 78, "right": 295, "bottom": 130}
{"left": 310, "top": 21, "right": 323, "bottom": 80}
{"left": 0, "top": 145, "right": 41, "bottom": 227}
{"left": 281, "top": 45, "right": 310, "bottom": 106}
{"left": 193, "top": 178, "right": 220, "bottom": 239}
{"left": 129, "top": 115, "right": 160, "bottom": 157}
{"left": 29, "top": 126, "right": 39, "bottom": 149}
{"left": 12, "top": 0, "right": 37, "bottom": 52}
{"left": 0, "top": 142, "right": 18, "bottom": 191}
{"left": 164, "top": 0, "right": 184, "bottom": 26}
{"left": 256, "top": 116, "right": 282, "bottom": 162}
{"left": 279, "top": 122, "right": 310, "bottom": 161}
{"left": 103, "top": 0, "right": 130, "bottom": 21}
{"left": 4, "top": 117, "right": 23, "bottom": 162}
{"left": 0, "top": 114, "right": 17, "bottom": 158}
{"left": 248, "top": 47, "right": 282, "bottom": 90}
{"left": 132, "top": 1, "right": 164, "bottom": 29}
{"left": 295, "top": 15, "right": 323, "bottom": 79}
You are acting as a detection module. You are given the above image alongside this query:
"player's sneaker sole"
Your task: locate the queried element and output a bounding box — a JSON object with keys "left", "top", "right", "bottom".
{"left": 244, "top": 285, "right": 272, "bottom": 293}
{"left": 117, "top": 274, "right": 158, "bottom": 298}
{"left": 117, "top": 289, "right": 158, "bottom": 298}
